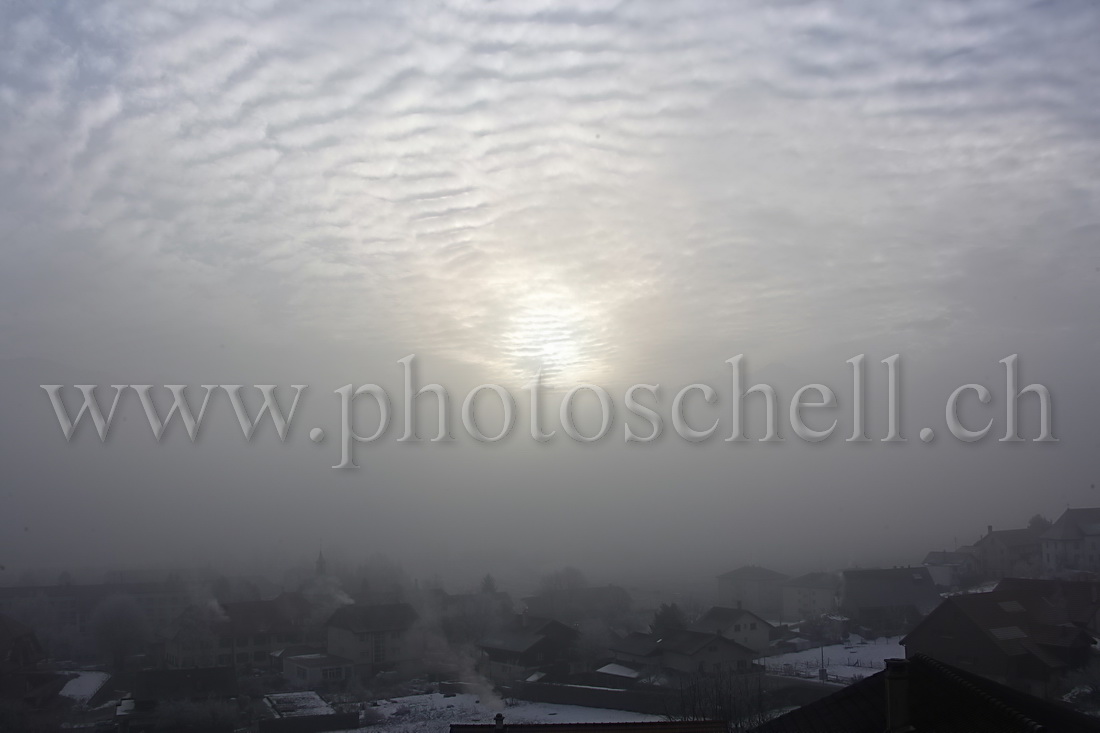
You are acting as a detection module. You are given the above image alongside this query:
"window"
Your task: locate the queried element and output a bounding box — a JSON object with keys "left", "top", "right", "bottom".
{"left": 373, "top": 634, "right": 385, "bottom": 663}
{"left": 323, "top": 667, "right": 343, "bottom": 681}
{"left": 750, "top": 623, "right": 757, "bottom": 630}
{"left": 253, "top": 650, "right": 266, "bottom": 661}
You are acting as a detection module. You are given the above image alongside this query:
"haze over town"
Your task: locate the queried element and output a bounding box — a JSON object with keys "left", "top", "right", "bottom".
{"left": 1, "top": 1, "right": 1100, "bottom": 731}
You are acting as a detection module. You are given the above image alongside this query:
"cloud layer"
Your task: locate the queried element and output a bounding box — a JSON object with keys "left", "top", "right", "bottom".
{"left": 1, "top": 0, "right": 1098, "bottom": 579}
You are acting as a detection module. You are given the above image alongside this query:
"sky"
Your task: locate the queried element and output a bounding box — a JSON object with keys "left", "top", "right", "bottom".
{"left": 1, "top": 0, "right": 1098, "bottom": 589}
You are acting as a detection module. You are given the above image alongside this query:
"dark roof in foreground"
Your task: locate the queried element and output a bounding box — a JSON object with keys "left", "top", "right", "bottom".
{"left": 451, "top": 721, "right": 728, "bottom": 732}
{"left": 994, "top": 577, "right": 1100, "bottom": 627}
{"left": 751, "top": 653, "right": 1100, "bottom": 733}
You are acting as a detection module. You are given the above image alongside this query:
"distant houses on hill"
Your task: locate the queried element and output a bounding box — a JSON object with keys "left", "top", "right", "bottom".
{"left": 716, "top": 566, "right": 787, "bottom": 619}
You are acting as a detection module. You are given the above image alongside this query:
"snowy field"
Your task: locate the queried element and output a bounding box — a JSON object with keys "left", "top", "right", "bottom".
{"left": 764, "top": 635, "right": 904, "bottom": 684}
{"left": 347, "top": 692, "right": 662, "bottom": 732}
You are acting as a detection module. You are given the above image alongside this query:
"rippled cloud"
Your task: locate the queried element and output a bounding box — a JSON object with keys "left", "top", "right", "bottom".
{"left": 2, "top": 0, "right": 1098, "bottom": 385}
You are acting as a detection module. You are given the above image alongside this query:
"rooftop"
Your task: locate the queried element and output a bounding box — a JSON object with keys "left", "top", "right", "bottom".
{"left": 264, "top": 691, "right": 335, "bottom": 718}
{"left": 753, "top": 654, "right": 1100, "bottom": 733}
{"left": 690, "top": 606, "right": 774, "bottom": 633}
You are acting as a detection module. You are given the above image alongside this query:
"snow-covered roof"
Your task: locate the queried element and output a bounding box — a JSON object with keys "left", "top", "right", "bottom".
{"left": 59, "top": 671, "right": 110, "bottom": 704}
{"left": 595, "top": 662, "right": 640, "bottom": 679}
{"left": 264, "top": 691, "right": 335, "bottom": 718}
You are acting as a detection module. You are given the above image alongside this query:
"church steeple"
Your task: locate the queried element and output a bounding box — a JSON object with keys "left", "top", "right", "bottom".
{"left": 316, "top": 547, "right": 327, "bottom": 577}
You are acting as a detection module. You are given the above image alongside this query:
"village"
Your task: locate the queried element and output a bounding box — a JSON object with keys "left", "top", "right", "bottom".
{"left": 5, "top": 507, "right": 1100, "bottom": 731}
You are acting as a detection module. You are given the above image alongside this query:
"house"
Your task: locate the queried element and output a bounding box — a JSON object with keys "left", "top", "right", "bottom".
{"left": 608, "top": 627, "right": 759, "bottom": 679}
{"left": 973, "top": 525, "right": 1041, "bottom": 579}
{"left": 477, "top": 615, "right": 579, "bottom": 684}
{"left": 162, "top": 591, "right": 310, "bottom": 669}
{"left": 689, "top": 606, "right": 773, "bottom": 653}
{"left": 838, "top": 567, "right": 940, "bottom": 635}
{"left": 716, "top": 567, "right": 787, "bottom": 619}
{"left": 279, "top": 652, "right": 355, "bottom": 688}
{"left": 608, "top": 632, "right": 661, "bottom": 670}
{"left": 752, "top": 654, "right": 1100, "bottom": 733}
{"left": 429, "top": 588, "right": 514, "bottom": 644}
{"left": 1042, "top": 507, "right": 1100, "bottom": 576}
{"left": 901, "top": 590, "right": 1095, "bottom": 698}
{"left": 325, "top": 602, "right": 420, "bottom": 679}
{"left": 654, "top": 630, "right": 760, "bottom": 676}
{"left": 779, "top": 572, "right": 839, "bottom": 621}
{"left": 994, "top": 577, "right": 1100, "bottom": 634}
{"left": 921, "top": 550, "right": 980, "bottom": 588}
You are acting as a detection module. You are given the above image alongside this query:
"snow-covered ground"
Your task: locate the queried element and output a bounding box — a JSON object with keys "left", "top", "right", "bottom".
{"left": 59, "top": 671, "right": 111, "bottom": 705}
{"left": 764, "top": 635, "right": 904, "bottom": 684}
{"left": 344, "top": 692, "right": 663, "bottom": 732}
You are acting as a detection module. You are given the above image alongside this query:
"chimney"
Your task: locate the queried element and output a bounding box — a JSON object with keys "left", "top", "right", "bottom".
{"left": 988, "top": 524, "right": 993, "bottom": 536}
{"left": 884, "top": 658, "right": 912, "bottom": 732}
{"left": 494, "top": 713, "right": 505, "bottom": 731}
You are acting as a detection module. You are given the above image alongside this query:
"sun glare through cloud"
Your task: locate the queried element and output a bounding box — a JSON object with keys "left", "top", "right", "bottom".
{"left": 502, "top": 291, "right": 600, "bottom": 386}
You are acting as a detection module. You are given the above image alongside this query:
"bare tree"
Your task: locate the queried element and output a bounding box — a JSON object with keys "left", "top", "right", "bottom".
{"left": 1028, "top": 513, "right": 1053, "bottom": 534}
{"left": 651, "top": 603, "right": 686, "bottom": 637}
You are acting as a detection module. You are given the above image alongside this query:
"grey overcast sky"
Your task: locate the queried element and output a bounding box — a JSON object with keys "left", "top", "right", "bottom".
{"left": 1, "top": 0, "right": 1098, "bottom": 587}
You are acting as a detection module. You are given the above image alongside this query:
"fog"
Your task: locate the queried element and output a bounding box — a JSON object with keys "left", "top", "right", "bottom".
{"left": 2, "top": 0, "right": 1099, "bottom": 594}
